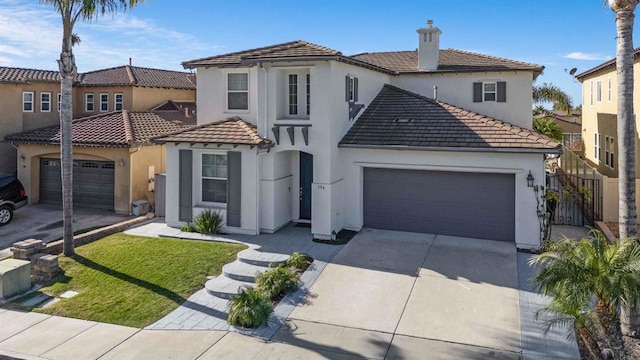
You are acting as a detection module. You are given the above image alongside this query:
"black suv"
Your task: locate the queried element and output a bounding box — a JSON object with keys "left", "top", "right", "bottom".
{"left": 0, "top": 173, "right": 27, "bottom": 226}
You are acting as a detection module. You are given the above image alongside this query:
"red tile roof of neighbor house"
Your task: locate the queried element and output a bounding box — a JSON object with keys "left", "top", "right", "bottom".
{"left": 182, "top": 40, "right": 544, "bottom": 76}
{"left": 152, "top": 117, "right": 272, "bottom": 148}
{"left": 0, "top": 67, "right": 64, "bottom": 83}
{"left": 339, "top": 84, "right": 561, "bottom": 153}
{"left": 4, "top": 110, "right": 196, "bottom": 148}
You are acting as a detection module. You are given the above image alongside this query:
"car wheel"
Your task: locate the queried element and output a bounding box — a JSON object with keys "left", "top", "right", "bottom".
{"left": 0, "top": 206, "right": 13, "bottom": 226}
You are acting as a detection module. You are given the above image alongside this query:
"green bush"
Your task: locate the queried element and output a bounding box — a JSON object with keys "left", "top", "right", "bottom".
{"left": 180, "top": 223, "right": 197, "bottom": 233}
{"left": 227, "top": 287, "right": 273, "bottom": 328}
{"left": 256, "top": 266, "right": 299, "bottom": 299}
{"left": 193, "top": 209, "right": 223, "bottom": 234}
{"left": 286, "top": 252, "right": 312, "bottom": 270}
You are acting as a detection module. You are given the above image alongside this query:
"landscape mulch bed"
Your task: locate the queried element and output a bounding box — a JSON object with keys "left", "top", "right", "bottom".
{"left": 312, "top": 229, "right": 358, "bottom": 245}
{"left": 604, "top": 222, "right": 640, "bottom": 239}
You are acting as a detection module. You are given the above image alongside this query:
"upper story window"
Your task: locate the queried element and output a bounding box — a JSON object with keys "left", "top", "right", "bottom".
{"left": 594, "top": 132, "right": 601, "bottom": 161}
{"left": 40, "top": 92, "right": 51, "bottom": 112}
{"left": 288, "top": 74, "right": 298, "bottom": 115}
{"left": 596, "top": 80, "right": 602, "bottom": 102}
{"left": 99, "top": 93, "right": 109, "bottom": 112}
{"left": 85, "top": 93, "right": 94, "bottom": 112}
{"left": 605, "top": 135, "right": 615, "bottom": 169}
{"left": 608, "top": 77, "right": 612, "bottom": 102}
{"left": 306, "top": 74, "right": 311, "bottom": 116}
{"left": 590, "top": 80, "right": 593, "bottom": 106}
{"left": 114, "top": 93, "right": 123, "bottom": 111}
{"left": 22, "top": 92, "right": 34, "bottom": 112}
{"left": 473, "top": 81, "right": 506, "bottom": 103}
{"left": 201, "top": 154, "right": 227, "bottom": 204}
{"left": 345, "top": 75, "right": 358, "bottom": 102}
{"left": 57, "top": 93, "right": 61, "bottom": 112}
{"left": 227, "top": 73, "right": 249, "bottom": 111}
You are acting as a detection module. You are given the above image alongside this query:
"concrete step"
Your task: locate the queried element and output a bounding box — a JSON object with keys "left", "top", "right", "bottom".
{"left": 205, "top": 276, "right": 254, "bottom": 300}
{"left": 237, "top": 249, "right": 290, "bottom": 267}
{"left": 222, "top": 261, "right": 270, "bottom": 283}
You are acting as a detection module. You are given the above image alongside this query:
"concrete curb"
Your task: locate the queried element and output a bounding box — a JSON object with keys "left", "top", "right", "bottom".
{"left": 594, "top": 221, "right": 617, "bottom": 243}
{"left": 45, "top": 214, "right": 154, "bottom": 255}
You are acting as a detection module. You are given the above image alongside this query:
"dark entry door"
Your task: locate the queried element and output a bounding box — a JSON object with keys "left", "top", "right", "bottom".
{"left": 299, "top": 152, "right": 313, "bottom": 220}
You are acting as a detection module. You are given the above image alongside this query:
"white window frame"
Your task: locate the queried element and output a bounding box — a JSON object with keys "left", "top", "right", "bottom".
{"left": 114, "top": 93, "right": 124, "bottom": 111}
{"left": 288, "top": 73, "right": 298, "bottom": 116}
{"left": 347, "top": 75, "right": 357, "bottom": 102}
{"left": 99, "top": 93, "right": 109, "bottom": 112}
{"left": 225, "top": 72, "right": 249, "bottom": 112}
{"left": 605, "top": 136, "right": 615, "bottom": 169}
{"left": 284, "top": 70, "right": 310, "bottom": 119}
{"left": 590, "top": 80, "right": 593, "bottom": 106}
{"left": 306, "top": 73, "right": 311, "bottom": 116}
{"left": 608, "top": 77, "right": 612, "bottom": 102}
{"left": 22, "top": 91, "right": 34, "bottom": 112}
{"left": 40, "top": 92, "right": 51, "bottom": 112}
{"left": 596, "top": 80, "right": 602, "bottom": 103}
{"left": 594, "top": 132, "right": 601, "bottom": 161}
{"left": 85, "top": 93, "right": 94, "bottom": 112}
{"left": 57, "top": 93, "right": 61, "bottom": 112}
{"left": 483, "top": 82, "right": 497, "bottom": 102}
{"left": 199, "top": 153, "right": 228, "bottom": 206}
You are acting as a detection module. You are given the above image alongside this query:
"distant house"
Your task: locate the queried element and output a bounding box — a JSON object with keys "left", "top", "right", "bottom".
{"left": 534, "top": 110, "right": 582, "bottom": 150}
{"left": 6, "top": 110, "right": 195, "bottom": 214}
{"left": 155, "top": 21, "right": 561, "bottom": 249}
{"left": 0, "top": 65, "right": 196, "bottom": 175}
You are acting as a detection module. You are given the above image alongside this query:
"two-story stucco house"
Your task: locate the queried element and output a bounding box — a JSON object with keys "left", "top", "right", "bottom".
{"left": 155, "top": 22, "right": 561, "bottom": 249}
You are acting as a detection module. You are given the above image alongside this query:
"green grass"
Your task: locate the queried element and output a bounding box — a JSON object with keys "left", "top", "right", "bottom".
{"left": 15, "top": 233, "right": 245, "bottom": 328}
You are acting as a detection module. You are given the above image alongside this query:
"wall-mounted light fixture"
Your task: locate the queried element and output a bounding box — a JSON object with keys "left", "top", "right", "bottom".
{"left": 527, "top": 171, "right": 534, "bottom": 188}
{"left": 118, "top": 159, "right": 125, "bottom": 167}
{"left": 19, "top": 154, "right": 25, "bottom": 162}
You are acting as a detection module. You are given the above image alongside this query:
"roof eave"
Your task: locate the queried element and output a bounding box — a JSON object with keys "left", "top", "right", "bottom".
{"left": 337, "top": 143, "right": 562, "bottom": 155}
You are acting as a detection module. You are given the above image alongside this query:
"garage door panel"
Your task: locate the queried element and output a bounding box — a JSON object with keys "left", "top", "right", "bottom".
{"left": 40, "top": 158, "right": 114, "bottom": 211}
{"left": 363, "top": 168, "right": 515, "bottom": 242}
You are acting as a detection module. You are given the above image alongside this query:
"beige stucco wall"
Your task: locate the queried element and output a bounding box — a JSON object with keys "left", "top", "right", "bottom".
{"left": 131, "top": 87, "right": 195, "bottom": 110}
{"left": 130, "top": 145, "right": 167, "bottom": 207}
{"left": 73, "top": 86, "right": 133, "bottom": 117}
{"left": 16, "top": 144, "right": 131, "bottom": 214}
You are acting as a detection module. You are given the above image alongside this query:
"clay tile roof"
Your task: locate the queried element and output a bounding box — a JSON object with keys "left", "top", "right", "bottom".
{"left": 151, "top": 100, "right": 197, "bottom": 112}
{"left": 153, "top": 117, "right": 271, "bottom": 147}
{"left": 351, "top": 49, "right": 544, "bottom": 74}
{"left": 339, "top": 84, "right": 561, "bottom": 153}
{"left": 80, "top": 65, "right": 196, "bottom": 89}
{"left": 182, "top": 40, "right": 341, "bottom": 68}
{"left": 5, "top": 111, "right": 195, "bottom": 147}
{"left": 0, "top": 67, "right": 62, "bottom": 83}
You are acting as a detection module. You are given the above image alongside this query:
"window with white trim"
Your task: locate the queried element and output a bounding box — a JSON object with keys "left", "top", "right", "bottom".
{"left": 85, "top": 93, "right": 94, "bottom": 112}
{"left": 201, "top": 154, "right": 227, "bottom": 204}
{"left": 590, "top": 80, "right": 593, "bottom": 106}
{"left": 57, "top": 93, "right": 61, "bottom": 112}
{"left": 608, "top": 77, "right": 612, "bottom": 102}
{"left": 114, "top": 93, "right": 123, "bottom": 111}
{"left": 596, "top": 80, "right": 602, "bottom": 102}
{"left": 483, "top": 82, "right": 497, "bottom": 101}
{"left": 605, "top": 136, "right": 615, "bottom": 169}
{"left": 40, "top": 92, "right": 51, "bottom": 112}
{"left": 99, "top": 93, "right": 108, "bottom": 112}
{"left": 288, "top": 74, "right": 298, "bottom": 115}
{"left": 346, "top": 75, "right": 357, "bottom": 102}
{"left": 227, "top": 73, "right": 248, "bottom": 110}
{"left": 306, "top": 73, "right": 310, "bottom": 116}
{"left": 22, "top": 92, "right": 34, "bottom": 112}
{"left": 594, "top": 132, "right": 601, "bottom": 161}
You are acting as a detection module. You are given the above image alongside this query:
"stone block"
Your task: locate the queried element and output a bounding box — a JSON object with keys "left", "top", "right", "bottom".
{"left": 0, "top": 259, "right": 31, "bottom": 299}
{"left": 11, "top": 239, "right": 45, "bottom": 260}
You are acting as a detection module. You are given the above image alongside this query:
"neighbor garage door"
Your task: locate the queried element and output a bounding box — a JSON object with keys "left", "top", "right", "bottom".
{"left": 363, "top": 168, "right": 515, "bottom": 242}
{"left": 40, "top": 158, "right": 115, "bottom": 210}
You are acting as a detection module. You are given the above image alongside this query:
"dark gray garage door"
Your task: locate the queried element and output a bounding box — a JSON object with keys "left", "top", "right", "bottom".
{"left": 363, "top": 168, "right": 515, "bottom": 242}
{"left": 40, "top": 158, "right": 115, "bottom": 210}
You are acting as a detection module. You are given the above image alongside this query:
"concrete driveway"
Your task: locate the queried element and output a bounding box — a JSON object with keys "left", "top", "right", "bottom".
{"left": 0, "top": 203, "right": 133, "bottom": 253}
{"left": 276, "top": 228, "right": 522, "bottom": 359}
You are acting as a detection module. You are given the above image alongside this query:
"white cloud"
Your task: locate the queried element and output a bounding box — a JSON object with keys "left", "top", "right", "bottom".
{"left": 0, "top": 0, "right": 217, "bottom": 72}
{"left": 563, "top": 52, "right": 611, "bottom": 61}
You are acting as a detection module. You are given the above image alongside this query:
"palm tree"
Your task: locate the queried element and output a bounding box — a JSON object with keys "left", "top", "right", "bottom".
{"left": 41, "top": 0, "right": 143, "bottom": 256}
{"left": 533, "top": 105, "right": 547, "bottom": 116}
{"left": 608, "top": 0, "right": 640, "bottom": 336}
{"left": 533, "top": 83, "right": 573, "bottom": 115}
{"left": 533, "top": 118, "right": 564, "bottom": 142}
{"left": 530, "top": 232, "right": 640, "bottom": 359}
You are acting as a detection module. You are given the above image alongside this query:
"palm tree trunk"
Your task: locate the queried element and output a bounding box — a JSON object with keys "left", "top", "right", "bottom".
{"left": 596, "top": 299, "right": 626, "bottom": 360}
{"left": 575, "top": 323, "right": 604, "bottom": 360}
{"left": 59, "top": 14, "right": 76, "bottom": 256}
{"left": 611, "top": 0, "right": 640, "bottom": 336}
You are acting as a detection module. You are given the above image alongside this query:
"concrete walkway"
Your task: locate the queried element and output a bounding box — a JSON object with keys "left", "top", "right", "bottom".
{"left": 0, "top": 224, "right": 582, "bottom": 359}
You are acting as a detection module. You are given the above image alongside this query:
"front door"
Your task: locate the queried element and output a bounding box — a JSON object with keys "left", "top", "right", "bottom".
{"left": 299, "top": 152, "right": 313, "bottom": 220}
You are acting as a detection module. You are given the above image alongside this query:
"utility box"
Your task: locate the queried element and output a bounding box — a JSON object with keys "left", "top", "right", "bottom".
{"left": 131, "top": 200, "right": 150, "bottom": 216}
{"left": 0, "top": 259, "right": 31, "bottom": 300}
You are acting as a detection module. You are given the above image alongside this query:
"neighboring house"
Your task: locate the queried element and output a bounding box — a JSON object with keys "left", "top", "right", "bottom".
{"left": 534, "top": 110, "right": 582, "bottom": 150}
{"left": 5, "top": 110, "right": 195, "bottom": 214}
{"left": 576, "top": 51, "right": 640, "bottom": 221}
{"left": 0, "top": 65, "right": 196, "bottom": 175}
{"left": 155, "top": 21, "right": 560, "bottom": 248}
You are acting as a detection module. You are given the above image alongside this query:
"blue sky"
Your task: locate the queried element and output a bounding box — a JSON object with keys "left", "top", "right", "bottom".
{"left": 0, "top": 0, "right": 634, "bottom": 106}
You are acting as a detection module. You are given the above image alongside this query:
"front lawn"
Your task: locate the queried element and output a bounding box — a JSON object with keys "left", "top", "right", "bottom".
{"left": 14, "top": 233, "right": 245, "bottom": 328}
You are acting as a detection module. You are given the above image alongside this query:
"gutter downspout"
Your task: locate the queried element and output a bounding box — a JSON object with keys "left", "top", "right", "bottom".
{"left": 128, "top": 146, "right": 140, "bottom": 214}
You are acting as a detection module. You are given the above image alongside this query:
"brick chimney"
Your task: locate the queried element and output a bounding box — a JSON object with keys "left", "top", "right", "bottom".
{"left": 416, "top": 20, "right": 441, "bottom": 71}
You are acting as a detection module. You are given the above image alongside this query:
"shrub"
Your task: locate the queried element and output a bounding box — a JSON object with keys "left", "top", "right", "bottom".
{"left": 193, "top": 209, "right": 223, "bottom": 234}
{"left": 180, "top": 223, "right": 197, "bottom": 233}
{"left": 256, "top": 266, "right": 299, "bottom": 299}
{"left": 227, "top": 287, "right": 273, "bottom": 328}
{"left": 286, "top": 252, "right": 313, "bottom": 270}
